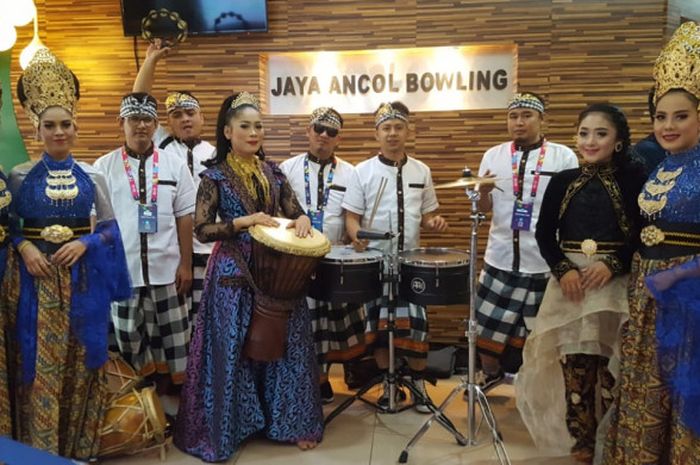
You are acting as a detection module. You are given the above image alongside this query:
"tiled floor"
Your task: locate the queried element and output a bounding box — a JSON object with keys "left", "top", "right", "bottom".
{"left": 106, "top": 369, "right": 577, "bottom": 465}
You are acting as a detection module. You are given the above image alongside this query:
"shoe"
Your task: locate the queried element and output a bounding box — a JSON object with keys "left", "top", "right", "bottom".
{"left": 410, "top": 378, "right": 432, "bottom": 414}
{"left": 463, "top": 370, "right": 506, "bottom": 398}
{"left": 320, "top": 381, "right": 334, "bottom": 404}
{"left": 377, "top": 380, "right": 406, "bottom": 409}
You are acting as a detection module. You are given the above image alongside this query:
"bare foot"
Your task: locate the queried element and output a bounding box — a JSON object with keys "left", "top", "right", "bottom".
{"left": 296, "top": 439, "right": 318, "bottom": 450}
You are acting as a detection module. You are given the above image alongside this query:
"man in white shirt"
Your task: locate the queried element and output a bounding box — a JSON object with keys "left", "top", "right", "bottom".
{"left": 132, "top": 40, "right": 215, "bottom": 321}
{"left": 343, "top": 102, "right": 448, "bottom": 413}
{"left": 476, "top": 92, "right": 579, "bottom": 391}
{"left": 280, "top": 107, "right": 365, "bottom": 404}
{"left": 94, "top": 93, "right": 196, "bottom": 397}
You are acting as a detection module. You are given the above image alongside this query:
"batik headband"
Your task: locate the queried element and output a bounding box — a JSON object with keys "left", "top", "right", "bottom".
{"left": 120, "top": 94, "right": 158, "bottom": 119}
{"left": 165, "top": 92, "right": 200, "bottom": 114}
{"left": 507, "top": 93, "right": 545, "bottom": 113}
{"left": 310, "top": 106, "right": 343, "bottom": 130}
{"left": 375, "top": 102, "right": 409, "bottom": 127}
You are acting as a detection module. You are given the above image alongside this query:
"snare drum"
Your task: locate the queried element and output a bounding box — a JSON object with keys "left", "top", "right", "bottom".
{"left": 399, "top": 248, "right": 469, "bottom": 306}
{"left": 309, "top": 246, "right": 384, "bottom": 304}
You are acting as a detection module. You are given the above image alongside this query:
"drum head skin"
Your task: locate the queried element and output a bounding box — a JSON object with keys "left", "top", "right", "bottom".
{"left": 399, "top": 248, "right": 469, "bottom": 267}
{"left": 249, "top": 217, "right": 331, "bottom": 257}
{"left": 323, "top": 245, "right": 384, "bottom": 263}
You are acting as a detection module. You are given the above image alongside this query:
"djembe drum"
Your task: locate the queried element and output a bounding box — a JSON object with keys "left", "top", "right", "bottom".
{"left": 244, "top": 217, "right": 330, "bottom": 361}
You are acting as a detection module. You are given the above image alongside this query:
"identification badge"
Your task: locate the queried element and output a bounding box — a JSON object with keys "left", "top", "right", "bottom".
{"left": 309, "top": 210, "right": 324, "bottom": 232}
{"left": 138, "top": 204, "right": 158, "bottom": 234}
{"left": 511, "top": 200, "right": 533, "bottom": 231}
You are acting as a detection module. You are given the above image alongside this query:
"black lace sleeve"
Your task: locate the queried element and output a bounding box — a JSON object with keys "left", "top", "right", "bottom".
{"left": 535, "top": 170, "right": 578, "bottom": 279}
{"left": 194, "top": 175, "right": 235, "bottom": 242}
{"left": 271, "top": 163, "right": 304, "bottom": 219}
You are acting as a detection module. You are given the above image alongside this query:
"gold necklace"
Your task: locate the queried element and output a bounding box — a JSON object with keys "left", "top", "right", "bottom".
{"left": 43, "top": 159, "right": 79, "bottom": 202}
{"left": 638, "top": 166, "right": 683, "bottom": 218}
{"left": 0, "top": 178, "right": 11, "bottom": 210}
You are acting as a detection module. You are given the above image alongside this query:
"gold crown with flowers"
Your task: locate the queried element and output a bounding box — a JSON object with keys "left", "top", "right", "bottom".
{"left": 20, "top": 49, "right": 77, "bottom": 127}
{"left": 230, "top": 91, "right": 261, "bottom": 111}
{"left": 165, "top": 92, "right": 200, "bottom": 114}
{"left": 375, "top": 102, "right": 408, "bottom": 127}
{"left": 653, "top": 21, "right": 700, "bottom": 105}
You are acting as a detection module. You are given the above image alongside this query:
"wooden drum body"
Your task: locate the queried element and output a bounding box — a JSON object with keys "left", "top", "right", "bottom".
{"left": 245, "top": 218, "right": 331, "bottom": 361}
{"left": 399, "top": 248, "right": 470, "bottom": 306}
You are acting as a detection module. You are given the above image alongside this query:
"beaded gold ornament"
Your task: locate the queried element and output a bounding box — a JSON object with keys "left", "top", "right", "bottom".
{"left": 0, "top": 178, "right": 11, "bottom": 210}
{"left": 230, "top": 92, "right": 261, "bottom": 112}
{"left": 20, "top": 49, "right": 77, "bottom": 128}
{"left": 653, "top": 21, "right": 700, "bottom": 105}
{"left": 638, "top": 166, "right": 683, "bottom": 219}
{"left": 43, "top": 159, "right": 79, "bottom": 203}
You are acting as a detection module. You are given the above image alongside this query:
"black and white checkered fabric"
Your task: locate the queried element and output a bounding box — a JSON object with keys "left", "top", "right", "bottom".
{"left": 307, "top": 298, "right": 366, "bottom": 374}
{"left": 111, "top": 283, "right": 190, "bottom": 382}
{"left": 476, "top": 264, "right": 549, "bottom": 356}
{"left": 189, "top": 252, "right": 209, "bottom": 321}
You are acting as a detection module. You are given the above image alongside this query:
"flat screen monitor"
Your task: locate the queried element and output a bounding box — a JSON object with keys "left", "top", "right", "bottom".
{"left": 120, "top": 0, "right": 268, "bottom": 36}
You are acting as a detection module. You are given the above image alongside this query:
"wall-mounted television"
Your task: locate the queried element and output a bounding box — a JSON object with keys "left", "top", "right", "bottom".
{"left": 120, "top": 0, "right": 268, "bottom": 37}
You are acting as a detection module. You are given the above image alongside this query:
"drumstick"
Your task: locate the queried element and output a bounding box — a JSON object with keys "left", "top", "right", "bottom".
{"left": 368, "top": 177, "right": 388, "bottom": 229}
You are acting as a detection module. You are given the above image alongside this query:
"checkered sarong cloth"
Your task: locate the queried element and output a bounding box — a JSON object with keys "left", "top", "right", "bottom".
{"left": 307, "top": 298, "right": 367, "bottom": 374}
{"left": 476, "top": 264, "right": 549, "bottom": 357}
{"left": 111, "top": 284, "right": 190, "bottom": 384}
{"left": 189, "top": 253, "right": 209, "bottom": 321}
{"left": 365, "top": 296, "right": 429, "bottom": 359}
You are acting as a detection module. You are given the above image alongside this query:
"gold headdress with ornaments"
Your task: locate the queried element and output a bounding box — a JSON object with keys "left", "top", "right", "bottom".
{"left": 310, "top": 107, "right": 343, "bottom": 130}
{"left": 375, "top": 102, "right": 409, "bottom": 127}
{"left": 653, "top": 21, "right": 700, "bottom": 105}
{"left": 230, "top": 91, "right": 261, "bottom": 112}
{"left": 19, "top": 49, "right": 78, "bottom": 127}
{"left": 165, "top": 92, "right": 200, "bottom": 114}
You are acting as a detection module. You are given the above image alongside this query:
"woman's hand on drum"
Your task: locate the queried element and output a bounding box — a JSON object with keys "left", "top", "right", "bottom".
{"left": 580, "top": 261, "right": 613, "bottom": 291}
{"left": 241, "top": 212, "right": 280, "bottom": 229}
{"left": 560, "top": 269, "right": 585, "bottom": 302}
{"left": 52, "top": 240, "right": 88, "bottom": 267}
{"left": 287, "top": 215, "right": 312, "bottom": 238}
{"left": 19, "top": 242, "right": 52, "bottom": 278}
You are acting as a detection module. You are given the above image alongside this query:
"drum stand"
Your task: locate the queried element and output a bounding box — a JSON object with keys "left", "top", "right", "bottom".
{"left": 399, "top": 188, "right": 511, "bottom": 464}
{"left": 324, "top": 249, "right": 467, "bottom": 449}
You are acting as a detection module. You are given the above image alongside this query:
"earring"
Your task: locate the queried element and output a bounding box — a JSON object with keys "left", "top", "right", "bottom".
{"left": 614, "top": 142, "right": 623, "bottom": 152}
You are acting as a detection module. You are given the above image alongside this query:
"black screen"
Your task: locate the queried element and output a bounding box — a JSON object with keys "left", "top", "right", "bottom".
{"left": 120, "top": 0, "right": 268, "bottom": 36}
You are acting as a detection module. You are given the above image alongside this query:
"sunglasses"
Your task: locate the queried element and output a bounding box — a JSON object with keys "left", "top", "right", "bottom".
{"left": 312, "top": 124, "right": 339, "bottom": 138}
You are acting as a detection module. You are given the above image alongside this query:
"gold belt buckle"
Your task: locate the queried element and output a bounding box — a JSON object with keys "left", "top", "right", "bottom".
{"left": 0, "top": 227, "right": 6, "bottom": 243}
{"left": 580, "top": 239, "right": 598, "bottom": 258}
{"left": 40, "top": 224, "right": 74, "bottom": 244}
{"left": 641, "top": 225, "right": 665, "bottom": 247}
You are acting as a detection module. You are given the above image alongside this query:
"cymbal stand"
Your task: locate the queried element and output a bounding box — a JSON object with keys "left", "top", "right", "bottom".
{"left": 399, "top": 187, "right": 511, "bottom": 465}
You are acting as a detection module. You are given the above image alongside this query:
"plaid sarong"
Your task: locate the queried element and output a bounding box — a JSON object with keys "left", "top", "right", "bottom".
{"left": 189, "top": 252, "right": 209, "bottom": 321}
{"left": 308, "top": 298, "right": 367, "bottom": 375}
{"left": 111, "top": 284, "right": 190, "bottom": 384}
{"left": 476, "top": 264, "right": 549, "bottom": 360}
{"left": 365, "top": 296, "right": 430, "bottom": 359}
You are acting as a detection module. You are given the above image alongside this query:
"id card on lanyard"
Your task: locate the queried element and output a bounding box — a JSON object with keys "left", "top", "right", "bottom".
{"left": 121, "top": 147, "right": 160, "bottom": 234}
{"left": 304, "top": 155, "right": 336, "bottom": 232}
{"left": 510, "top": 141, "right": 546, "bottom": 231}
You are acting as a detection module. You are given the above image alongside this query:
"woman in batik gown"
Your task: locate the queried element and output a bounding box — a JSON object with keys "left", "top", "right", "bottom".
{"left": 7, "top": 49, "right": 130, "bottom": 459}
{"left": 601, "top": 21, "right": 700, "bottom": 465}
{"left": 0, "top": 167, "right": 13, "bottom": 438}
{"left": 174, "top": 92, "right": 322, "bottom": 463}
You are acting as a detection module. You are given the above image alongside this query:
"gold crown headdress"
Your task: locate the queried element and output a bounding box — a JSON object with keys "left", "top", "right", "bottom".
{"left": 165, "top": 92, "right": 200, "bottom": 114}
{"left": 375, "top": 102, "right": 408, "bottom": 127}
{"left": 230, "top": 91, "right": 261, "bottom": 111}
{"left": 507, "top": 92, "right": 545, "bottom": 113}
{"left": 19, "top": 49, "right": 78, "bottom": 127}
{"left": 653, "top": 21, "right": 700, "bottom": 105}
{"left": 310, "top": 107, "right": 343, "bottom": 130}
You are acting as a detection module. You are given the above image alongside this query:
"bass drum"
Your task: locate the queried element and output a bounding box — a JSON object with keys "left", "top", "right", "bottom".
{"left": 399, "top": 248, "right": 469, "bottom": 306}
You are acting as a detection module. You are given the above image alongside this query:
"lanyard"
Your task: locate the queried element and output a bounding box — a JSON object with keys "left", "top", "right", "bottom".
{"left": 304, "top": 155, "right": 336, "bottom": 212}
{"left": 121, "top": 147, "right": 159, "bottom": 203}
{"left": 510, "top": 140, "right": 546, "bottom": 200}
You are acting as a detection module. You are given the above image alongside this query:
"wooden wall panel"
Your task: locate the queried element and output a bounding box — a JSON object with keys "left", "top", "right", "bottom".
{"left": 6, "top": 0, "right": 673, "bottom": 344}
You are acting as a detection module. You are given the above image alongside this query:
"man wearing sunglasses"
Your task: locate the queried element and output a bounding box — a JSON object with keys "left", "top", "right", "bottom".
{"left": 280, "top": 107, "right": 366, "bottom": 405}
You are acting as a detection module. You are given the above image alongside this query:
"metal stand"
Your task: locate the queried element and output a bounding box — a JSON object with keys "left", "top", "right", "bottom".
{"left": 399, "top": 187, "right": 511, "bottom": 465}
{"left": 324, "top": 249, "right": 467, "bottom": 449}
